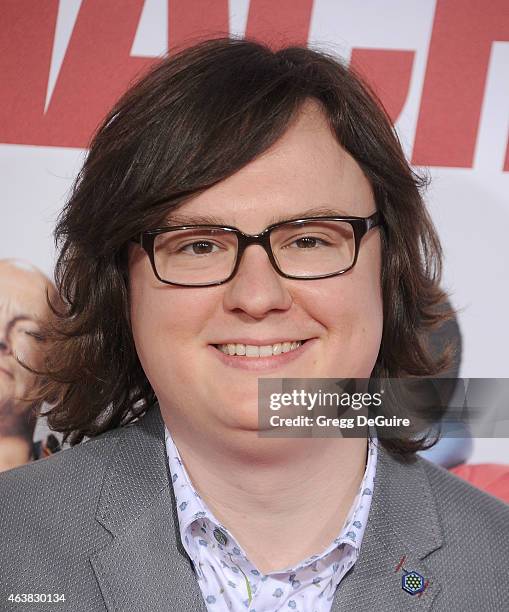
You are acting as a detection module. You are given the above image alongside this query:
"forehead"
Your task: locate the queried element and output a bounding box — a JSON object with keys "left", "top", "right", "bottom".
{"left": 0, "top": 265, "right": 49, "bottom": 321}
{"left": 167, "top": 101, "right": 375, "bottom": 233}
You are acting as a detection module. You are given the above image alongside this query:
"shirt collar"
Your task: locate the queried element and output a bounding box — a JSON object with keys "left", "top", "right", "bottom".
{"left": 165, "top": 426, "right": 377, "bottom": 571}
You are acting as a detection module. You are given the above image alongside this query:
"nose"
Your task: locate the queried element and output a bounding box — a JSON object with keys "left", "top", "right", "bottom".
{"left": 222, "top": 245, "right": 293, "bottom": 318}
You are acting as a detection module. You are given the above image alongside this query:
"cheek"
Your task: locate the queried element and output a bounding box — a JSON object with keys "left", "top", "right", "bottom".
{"left": 329, "top": 285, "right": 382, "bottom": 376}
{"left": 14, "top": 364, "right": 35, "bottom": 391}
{"left": 302, "top": 242, "right": 383, "bottom": 374}
{"left": 129, "top": 255, "right": 216, "bottom": 390}
{"left": 11, "top": 349, "right": 38, "bottom": 394}
{"left": 313, "top": 278, "right": 382, "bottom": 338}
{"left": 312, "top": 244, "right": 382, "bottom": 331}
{"left": 347, "top": 236, "right": 384, "bottom": 341}
{"left": 0, "top": 375, "right": 14, "bottom": 401}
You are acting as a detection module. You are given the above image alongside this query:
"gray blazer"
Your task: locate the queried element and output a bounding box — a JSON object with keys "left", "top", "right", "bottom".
{"left": 1, "top": 405, "right": 508, "bottom": 611}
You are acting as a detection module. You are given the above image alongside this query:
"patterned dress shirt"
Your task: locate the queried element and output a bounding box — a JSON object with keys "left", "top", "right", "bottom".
{"left": 165, "top": 428, "right": 377, "bottom": 612}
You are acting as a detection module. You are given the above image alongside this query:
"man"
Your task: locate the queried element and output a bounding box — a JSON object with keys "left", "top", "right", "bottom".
{"left": 0, "top": 259, "right": 56, "bottom": 471}
{"left": 1, "top": 38, "right": 508, "bottom": 611}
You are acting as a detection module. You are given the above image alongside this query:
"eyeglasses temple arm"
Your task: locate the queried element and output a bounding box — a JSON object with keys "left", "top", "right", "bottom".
{"left": 366, "top": 211, "right": 382, "bottom": 230}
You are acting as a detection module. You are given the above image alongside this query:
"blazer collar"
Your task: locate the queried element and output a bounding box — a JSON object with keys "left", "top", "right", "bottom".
{"left": 91, "top": 405, "right": 443, "bottom": 611}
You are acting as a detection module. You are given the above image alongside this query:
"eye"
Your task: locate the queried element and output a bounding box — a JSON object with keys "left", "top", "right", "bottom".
{"left": 284, "top": 234, "right": 333, "bottom": 249}
{"left": 24, "top": 330, "right": 45, "bottom": 342}
{"left": 179, "top": 241, "right": 221, "bottom": 255}
{"left": 290, "top": 236, "right": 328, "bottom": 248}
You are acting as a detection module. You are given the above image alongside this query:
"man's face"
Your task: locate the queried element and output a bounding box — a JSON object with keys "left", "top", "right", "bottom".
{"left": 129, "top": 102, "right": 383, "bottom": 439}
{"left": 0, "top": 262, "right": 48, "bottom": 409}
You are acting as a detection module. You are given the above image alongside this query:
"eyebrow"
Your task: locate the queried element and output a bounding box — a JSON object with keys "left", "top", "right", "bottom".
{"left": 165, "top": 206, "right": 354, "bottom": 227}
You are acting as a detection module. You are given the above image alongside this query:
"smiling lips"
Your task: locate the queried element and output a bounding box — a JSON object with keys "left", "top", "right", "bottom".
{"left": 214, "top": 340, "right": 304, "bottom": 357}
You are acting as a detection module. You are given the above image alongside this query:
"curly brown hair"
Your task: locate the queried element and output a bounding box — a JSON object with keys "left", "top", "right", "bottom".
{"left": 37, "top": 37, "right": 455, "bottom": 453}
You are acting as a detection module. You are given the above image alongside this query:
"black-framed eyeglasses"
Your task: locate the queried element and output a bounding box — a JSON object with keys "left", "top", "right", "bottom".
{"left": 133, "top": 212, "right": 382, "bottom": 287}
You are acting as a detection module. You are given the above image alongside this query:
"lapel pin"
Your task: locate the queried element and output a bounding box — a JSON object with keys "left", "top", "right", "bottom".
{"left": 395, "top": 556, "right": 429, "bottom": 596}
{"left": 402, "top": 570, "right": 425, "bottom": 595}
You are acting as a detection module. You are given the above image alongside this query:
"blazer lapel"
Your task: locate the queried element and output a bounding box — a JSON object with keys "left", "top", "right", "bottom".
{"left": 332, "top": 447, "right": 444, "bottom": 611}
{"left": 90, "top": 406, "right": 206, "bottom": 612}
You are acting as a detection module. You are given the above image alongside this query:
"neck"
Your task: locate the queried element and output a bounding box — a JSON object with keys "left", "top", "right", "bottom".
{"left": 169, "top": 426, "right": 368, "bottom": 573}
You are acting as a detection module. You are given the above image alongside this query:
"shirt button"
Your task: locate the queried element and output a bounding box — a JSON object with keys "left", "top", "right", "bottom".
{"left": 213, "top": 528, "right": 228, "bottom": 546}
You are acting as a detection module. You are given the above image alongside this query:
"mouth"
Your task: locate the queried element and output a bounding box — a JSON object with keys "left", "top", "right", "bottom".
{"left": 209, "top": 338, "right": 317, "bottom": 371}
{"left": 213, "top": 340, "right": 308, "bottom": 358}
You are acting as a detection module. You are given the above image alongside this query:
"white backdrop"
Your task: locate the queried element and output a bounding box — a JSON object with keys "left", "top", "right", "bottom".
{"left": 1, "top": 0, "right": 508, "bottom": 462}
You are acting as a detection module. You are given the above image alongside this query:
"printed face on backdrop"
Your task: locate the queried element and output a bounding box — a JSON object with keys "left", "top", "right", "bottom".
{"left": 128, "top": 101, "right": 384, "bottom": 440}
{"left": 0, "top": 260, "right": 49, "bottom": 414}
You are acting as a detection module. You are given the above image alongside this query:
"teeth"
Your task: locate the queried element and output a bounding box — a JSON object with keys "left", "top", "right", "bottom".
{"left": 246, "top": 345, "right": 259, "bottom": 357}
{"left": 259, "top": 345, "right": 273, "bottom": 357}
{"left": 216, "top": 341, "right": 303, "bottom": 357}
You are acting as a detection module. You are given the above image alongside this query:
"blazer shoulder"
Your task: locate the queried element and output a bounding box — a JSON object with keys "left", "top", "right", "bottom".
{"left": 417, "top": 455, "right": 509, "bottom": 532}
{"left": 0, "top": 426, "right": 122, "bottom": 518}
